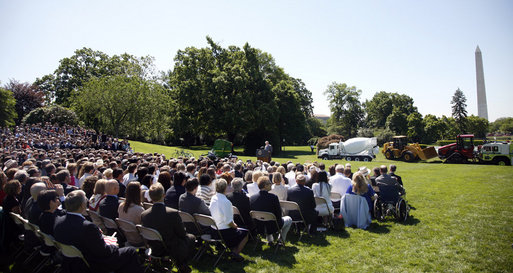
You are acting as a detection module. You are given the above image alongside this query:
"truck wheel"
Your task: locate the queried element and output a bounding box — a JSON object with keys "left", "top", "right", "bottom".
{"left": 494, "top": 157, "right": 510, "bottom": 166}
{"left": 385, "top": 150, "right": 394, "bottom": 160}
{"left": 346, "top": 156, "right": 352, "bottom": 161}
{"left": 363, "top": 157, "right": 370, "bottom": 162}
{"left": 322, "top": 155, "right": 329, "bottom": 160}
{"left": 403, "top": 152, "right": 414, "bottom": 162}
{"left": 354, "top": 157, "right": 360, "bottom": 161}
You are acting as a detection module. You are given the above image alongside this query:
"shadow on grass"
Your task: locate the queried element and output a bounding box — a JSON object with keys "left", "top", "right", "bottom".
{"left": 401, "top": 215, "right": 421, "bottom": 226}
{"left": 191, "top": 246, "right": 254, "bottom": 273}
{"left": 366, "top": 222, "right": 391, "bottom": 234}
{"left": 274, "top": 150, "right": 317, "bottom": 159}
{"left": 247, "top": 242, "right": 299, "bottom": 268}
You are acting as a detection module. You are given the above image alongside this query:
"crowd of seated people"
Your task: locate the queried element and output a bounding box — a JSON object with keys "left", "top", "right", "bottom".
{"left": 0, "top": 124, "right": 407, "bottom": 272}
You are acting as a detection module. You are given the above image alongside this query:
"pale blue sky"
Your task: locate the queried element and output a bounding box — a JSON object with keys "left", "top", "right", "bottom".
{"left": 1, "top": 0, "right": 512, "bottom": 121}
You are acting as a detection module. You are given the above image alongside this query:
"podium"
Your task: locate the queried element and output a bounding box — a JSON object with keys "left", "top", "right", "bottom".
{"left": 256, "top": 149, "right": 271, "bottom": 162}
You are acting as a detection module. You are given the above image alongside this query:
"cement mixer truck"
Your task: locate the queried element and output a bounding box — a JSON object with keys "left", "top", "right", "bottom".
{"left": 318, "top": 137, "right": 380, "bottom": 161}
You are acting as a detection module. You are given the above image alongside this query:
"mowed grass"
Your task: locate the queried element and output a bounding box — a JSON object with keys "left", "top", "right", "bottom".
{"left": 130, "top": 141, "right": 513, "bottom": 272}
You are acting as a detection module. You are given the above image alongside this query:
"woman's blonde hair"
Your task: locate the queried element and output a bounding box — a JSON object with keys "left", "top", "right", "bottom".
{"left": 351, "top": 173, "right": 368, "bottom": 195}
{"left": 93, "top": 179, "right": 107, "bottom": 195}
{"left": 272, "top": 172, "right": 284, "bottom": 185}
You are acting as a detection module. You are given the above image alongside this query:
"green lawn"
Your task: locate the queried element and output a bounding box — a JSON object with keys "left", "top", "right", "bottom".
{"left": 129, "top": 141, "right": 513, "bottom": 272}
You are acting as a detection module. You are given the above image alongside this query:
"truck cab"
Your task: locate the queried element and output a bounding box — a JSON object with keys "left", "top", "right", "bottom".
{"left": 479, "top": 142, "right": 512, "bottom": 166}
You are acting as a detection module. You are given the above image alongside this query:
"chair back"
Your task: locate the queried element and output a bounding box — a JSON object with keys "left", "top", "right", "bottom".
{"left": 143, "top": 202, "right": 153, "bottom": 210}
{"left": 115, "top": 218, "right": 144, "bottom": 247}
{"left": 193, "top": 214, "right": 218, "bottom": 230}
{"left": 9, "top": 212, "right": 26, "bottom": 226}
{"left": 87, "top": 209, "right": 107, "bottom": 232}
{"left": 178, "top": 211, "right": 201, "bottom": 235}
{"left": 54, "top": 241, "right": 90, "bottom": 268}
{"left": 232, "top": 206, "right": 241, "bottom": 217}
{"left": 100, "top": 215, "right": 118, "bottom": 230}
{"left": 330, "top": 192, "right": 342, "bottom": 202}
{"left": 279, "top": 200, "right": 300, "bottom": 213}
{"left": 315, "top": 197, "right": 328, "bottom": 207}
{"left": 37, "top": 230, "right": 56, "bottom": 247}
{"left": 250, "top": 210, "right": 277, "bottom": 222}
{"left": 136, "top": 225, "right": 164, "bottom": 242}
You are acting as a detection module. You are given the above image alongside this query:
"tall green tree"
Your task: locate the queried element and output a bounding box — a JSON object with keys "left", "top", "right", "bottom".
{"left": 451, "top": 88, "right": 468, "bottom": 133}
{"left": 0, "top": 87, "right": 17, "bottom": 127}
{"left": 466, "top": 115, "right": 489, "bottom": 138}
{"left": 324, "top": 82, "right": 364, "bottom": 138}
{"left": 489, "top": 117, "right": 513, "bottom": 134}
{"left": 72, "top": 75, "right": 169, "bottom": 139}
{"left": 35, "top": 48, "right": 157, "bottom": 106}
{"left": 385, "top": 107, "right": 408, "bottom": 135}
{"left": 4, "top": 79, "right": 44, "bottom": 124}
{"left": 423, "top": 114, "right": 445, "bottom": 144}
{"left": 364, "top": 91, "right": 418, "bottom": 128}
{"left": 406, "top": 112, "right": 424, "bottom": 143}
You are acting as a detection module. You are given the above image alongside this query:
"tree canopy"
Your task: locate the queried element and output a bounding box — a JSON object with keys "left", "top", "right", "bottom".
{"left": 3, "top": 79, "right": 45, "bottom": 124}
{"left": 0, "top": 87, "right": 17, "bottom": 127}
{"left": 324, "top": 82, "right": 364, "bottom": 138}
{"left": 451, "top": 88, "right": 468, "bottom": 133}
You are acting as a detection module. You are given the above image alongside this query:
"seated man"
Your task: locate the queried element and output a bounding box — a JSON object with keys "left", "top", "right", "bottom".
{"left": 376, "top": 165, "right": 405, "bottom": 195}
{"left": 54, "top": 190, "right": 143, "bottom": 273}
{"left": 389, "top": 164, "right": 403, "bottom": 186}
{"left": 249, "top": 176, "right": 292, "bottom": 242}
{"left": 287, "top": 174, "right": 319, "bottom": 234}
{"left": 99, "top": 179, "right": 120, "bottom": 221}
{"left": 179, "top": 178, "right": 210, "bottom": 216}
{"left": 142, "top": 183, "right": 195, "bottom": 273}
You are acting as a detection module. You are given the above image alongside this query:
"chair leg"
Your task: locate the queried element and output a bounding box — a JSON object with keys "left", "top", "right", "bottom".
{"left": 32, "top": 255, "right": 51, "bottom": 273}
{"left": 213, "top": 247, "right": 226, "bottom": 268}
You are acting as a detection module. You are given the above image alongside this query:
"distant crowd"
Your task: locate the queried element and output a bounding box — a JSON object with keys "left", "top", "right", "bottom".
{"left": 0, "top": 123, "right": 406, "bottom": 273}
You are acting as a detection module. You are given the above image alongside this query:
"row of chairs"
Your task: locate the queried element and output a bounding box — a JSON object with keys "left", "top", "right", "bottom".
{"left": 9, "top": 212, "right": 89, "bottom": 273}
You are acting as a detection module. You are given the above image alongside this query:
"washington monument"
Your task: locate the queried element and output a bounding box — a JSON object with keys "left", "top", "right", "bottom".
{"left": 475, "top": 46, "right": 488, "bottom": 120}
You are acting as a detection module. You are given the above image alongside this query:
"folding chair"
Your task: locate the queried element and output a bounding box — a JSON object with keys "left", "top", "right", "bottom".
{"left": 8, "top": 212, "right": 27, "bottom": 259}
{"left": 99, "top": 215, "right": 119, "bottom": 236}
{"left": 193, "top": 214, "right": 230, "bottom": 268}
{"left": 279, "top": 200, "right": 309, "bottom": 240}
{"left": 232, "top": 206, "right": 254, "bottom": 241}
{"left": 53, "top": 241, "right": 90, "bottom": 269}
{"left": 136, "top": 225, "right": 175, "bottom": 272}
{"left": 143, "top": 202, "right": 153, "bottom": 210}
{"left": 32, "top": 230, "right": 59, "bottom": 273}
{"left": 330, "top": 192, "right": 342, "bottom": 214}
{"left": 115, "top": 218, "right": 145, "bottom": 247}
{"left": 20, "top": 216, "right": 44, "bottom": 266}
{"left": 249, "top": 210, "right": 284, "bottom": 254}
{"left": 178, "top": 211, "right": 202, "bottom": 236}
{"left": 315, "top": 197, "right": 334, "bottom": 229}
{"left": 86, "top": 209, "right": 107, "bottom": 233}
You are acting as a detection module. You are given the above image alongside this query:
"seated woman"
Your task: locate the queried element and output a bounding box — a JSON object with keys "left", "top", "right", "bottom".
{"left": 2, "top": 180, "right": 23, "bottom": 249}
{"left": 345, "top": 172, "right": 377, "bottom": 213}
{"left": 37, "top": 189, "right": 62, "bottom": 253}
{"left": 118, "top": 182, "right": 145, "bottom": 224}
{"left": 209, "top": 179, "right": 248, "bottom": 262}
{"left": 312, "top": 171, "right": 334, "bottom": 216}
{"left": 88, "top": 179, "right": 107, "bottom": 211}
{"left": 269, "top": 172, "right": 288, "bottom": 201}
{"left": 196, "top": 174, "right": 214, "bottom": 206}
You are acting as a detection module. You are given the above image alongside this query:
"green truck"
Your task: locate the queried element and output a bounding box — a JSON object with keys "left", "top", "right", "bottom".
{"left": 205, "top": 139, "right": 236, "bottom": 160}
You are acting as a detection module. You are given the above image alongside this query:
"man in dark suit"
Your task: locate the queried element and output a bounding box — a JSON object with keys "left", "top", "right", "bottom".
{"left": 179, "top": 178, "right": 210, "bottom": 216}
{"left": 376, "top": 165, "right": 405, "bottom": 195}
{"left": 142, "top": 183, "right": 195, "bottom": 273}
{"left": 54, "top": 190, "right": 143, "bottom": 273}
{"left": 99, "top": 179, "right": 119, "bottom": 222}
{"left": 249, "top": 176, "right": 292, "bottom": 242}
{"left": 287, "top": 174, "right": 319, "bottom": 234}
{"left": 389, "top": 164, "right": 403, "bottom": 186}
{"left": 56, "top": 170, "right": 78, "bottom": 195}
{"left": 113, "top": 168, "right": 126, "bottom": 198}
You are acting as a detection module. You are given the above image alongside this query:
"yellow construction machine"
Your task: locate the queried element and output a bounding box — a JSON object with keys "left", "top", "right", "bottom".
{"left": 382, "top": 136, "right": 438, "bottom": 162}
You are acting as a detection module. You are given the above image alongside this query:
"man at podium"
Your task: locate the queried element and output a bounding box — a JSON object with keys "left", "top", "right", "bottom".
{"left": 264, "top": 141, "right": 273, "bottom": 161}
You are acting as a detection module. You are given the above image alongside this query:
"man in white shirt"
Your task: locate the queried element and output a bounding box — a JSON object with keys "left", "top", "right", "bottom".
{"left": 284, "top": 163, "right": 297, "bottom": 188}
{"left": 329, "top": 164, "right": 352, "bottom": 200}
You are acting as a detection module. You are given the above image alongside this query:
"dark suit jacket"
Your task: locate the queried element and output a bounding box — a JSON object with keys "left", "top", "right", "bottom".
{"left": 178, "top": 192, "right": 210, "bottom": 216}
{"left": 39, "top": 211, "right": 57, "bottom": 253}
{"left": 390, "top": 173, "right": 403, "bottom": 186}
{"left": 164, "top": 185, "right": 185, "bottom": 210}
{"left": 249, "top": 190, "right": 283, "bottom": 234}
{"left": 287, "top": 184, "right": 318, "bottom": 224}
{"left": 140, "top": 203, "right": 194, "bottom": 263}
{"left": 227, "top": 191, "right": 253, "bottom": 229}
{"left": 61, "top": 183, "right": 78, "bottom": 195}
{"left": 99, "top": 195, "right": 119, "bottom": 220}
{"left": 376, "top": 174, "right": 404, "bottom": 195}
{"left": 54, "top": 213, "right": 142, "bottom": 273}
{"left": 117, "top": 181, "right": 126, "bottom": 198}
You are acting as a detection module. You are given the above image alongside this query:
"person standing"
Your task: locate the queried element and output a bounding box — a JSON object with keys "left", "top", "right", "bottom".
{"left": 264, "top": 141, "right": 273, "bottom": 161}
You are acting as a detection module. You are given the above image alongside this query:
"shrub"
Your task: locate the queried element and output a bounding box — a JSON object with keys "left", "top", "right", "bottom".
{"left": 22, "top": 105, "right": 79, "bottom": 126}
{"left": 376, "top": 128, "right": 395, "bottom": 146}
{"left": 317, "top": 134, "right": 345, "bottom": 150}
